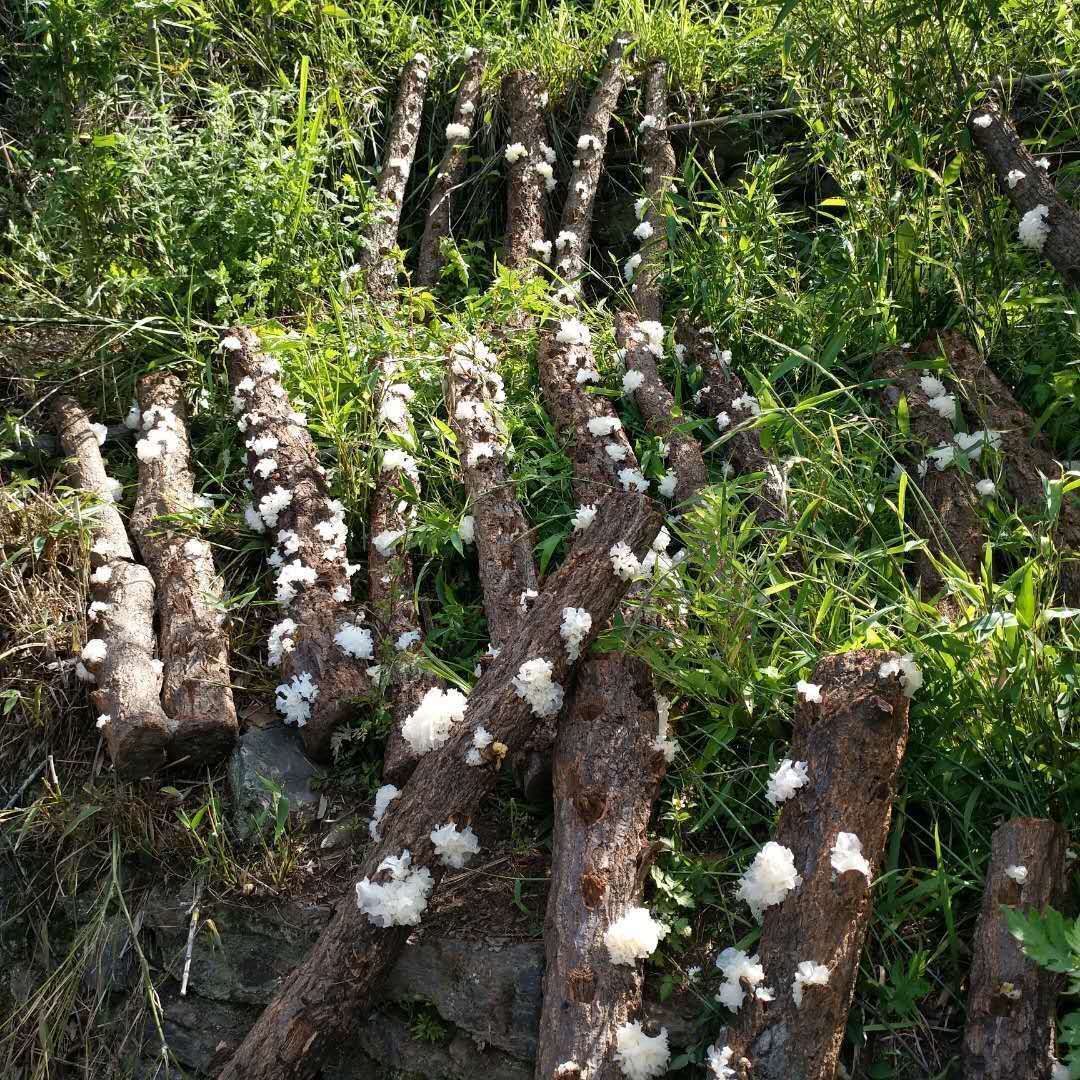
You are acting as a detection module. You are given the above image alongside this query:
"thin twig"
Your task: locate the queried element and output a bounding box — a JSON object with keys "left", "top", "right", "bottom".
{"left": 3, "top": 759, "right": 47, "bottom": 809}
{"left": 180, "top": 878, "right": 204, "bottom": 997}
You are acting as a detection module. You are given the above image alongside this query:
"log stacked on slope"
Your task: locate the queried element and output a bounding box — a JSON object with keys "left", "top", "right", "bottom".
{"left": 130, "top": 372, "right": 238, "bottom": 765}
{"left": 55, "top": 397, "right": 172, "bottom": 777}
{"left": 215, "top": 489, "right": 662, "bottom": 1080}
{"left": 223, "top": 329, "right": 370, "bottom": 762}
{"left": 720, "top": 650, "right": 910, "bottom": 1080}
{"left": 961, "top": 817, "right": 1068, "bottom": 1080}
{"left": 416, "top": 51, "right": 486, "bottom": 286}
{"left": 968, "top": 94, "right": 1080, "bottom": 288}
{"left": 502, "top": 69, "right": 550, "bottom": 273}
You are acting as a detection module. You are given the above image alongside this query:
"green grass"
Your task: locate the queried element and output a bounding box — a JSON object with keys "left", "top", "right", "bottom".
{"left": 2, "top": 0, "right": 1080, "bottom": 1076}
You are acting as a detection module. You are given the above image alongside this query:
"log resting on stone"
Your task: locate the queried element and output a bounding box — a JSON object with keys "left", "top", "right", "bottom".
{"left": 719, "top": 649, "right": 910, "bottom": 1080}
{"left": 357, "top": 55, "right": 431, "bottom": 303}
{"left": 501, "top": 69, "right": 549, "bottom": 273}
{"left": 54, "top": 396, "right": 171, "bottom": 777}
{"left": 960, "top": 817, "right": 1068, "bottom": 1080}
{"left": 214, "top": 489, "right": 662, "bottom": 1080}
{"left": 416, "top": 51, "right": 486, "bottom": 286}
{"left": 874, "top": 340, "right": 985, "bottom": 605}
{"left": 131, "top": 372, "right": 238, "bottom": 766}
{"left": 535, "top": 652, "right": 669, "bottom": 1079}
{"left": 616, "top": 310, "right": 707, "bottom": 506}
{"left": 223, "top": 328, "right": 371, "bottom": 762}
{"left": 968, "top": 93, "right": 1080, "bottom": 288}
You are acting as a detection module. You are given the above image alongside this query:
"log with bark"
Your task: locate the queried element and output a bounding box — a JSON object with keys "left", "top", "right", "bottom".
{"left": 501, "top": 69, "right": 549, "bottom": 272}
{"left": 718, "top": 649, "right": 910, "bottom": 1080}
{"left": 223, "top": 328, "right": 371, "bottom": 762}
{"left": 130, "top": 372, "right": 238, "bottom": 766}
{"left": 534, "top": 652, "right": 669, "bottom": 1079}
{"left": 968, "top": 93, "right": 1080, "bottom": 288}
{"left": 54, "top": 396, "right": 172, "bottom": 777}
{"left": 416, "top": 51, "right": 486, "bottom": 286}
{"left": 357, "top": 55, "right": 431, "bottom": 302}
{"left": 214, "top": 488, "right": 662, "bottom": 1080}
{"left": 961, "top": 817, "right": 1068, "bottom": 1080}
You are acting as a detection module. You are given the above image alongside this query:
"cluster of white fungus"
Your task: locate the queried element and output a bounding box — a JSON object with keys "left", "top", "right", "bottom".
{"left": 619, "top": 468, "right": 649, "bottom": 494}
{"left": 136, "top": 404, "right": 181, "bottom": 462}
{"left": 830, "top": 831, "right": 871, "bottom": 877}
{"left": 796, "top": 680, "right": 822, "bottom": 703}
{"left": 792, "top": 960, "right": 830, "bottom": 1006}
{"left": 918, "top": 372, "right": 957, "bottom": 421}
{"left": 587, "top": 415, "right": 621, "bottom": 437}
{"left": 512, "top": 658, "right": 564, "bottom": 717}
{"left": 878, "top": 653, "right": 923, "bottom": 697}
{"left": 275, "top": 558, "right": 317, "bottom": 605}
{"left": 765, "top": 759, "right": 809, "bottom": 805}
{"left": 81, "top": 639, "right": 108, "bottom": 665}
{"left": 395, "top": 629, "right": 422, "bottom": 651}
{"left": 504, "top": 142, "right": 528, "bottom": 164}
{"left": 430, "top": 822, "right": 480, "bottom": 868}
{"left": 445, "top": 122, "right": 471, "bottom": 141}
{"left": 613, "top": 1022, "right": 670, "bottom": 1080}
{"left": 355, "top": 850, "right": 434, "bottom": 928}
{"left": 556, "top": 317, "right": 590, "bottom": 346}
{"left": 401, "top": 687, "right": 469, "bottom": 754}
{"left": 91, "top": 565, "right": 113, "bottom": 585}
{"left": 275, "top": 671, "right": 319, "bottom": 726}
{"left": 465, "top": 724, "right": 494, "bottom": 766}
{"left": 267, "top": 618, "right": 298, "bottom": 665}
{"left": 368, "top": 784, "right": 401, "bottom": 840}
{"left": 972, "top": 114, "right": 993, "bottom": 128}
{"left": 609, "top": 541, "right": 642, "bottom": 580}
{"left": 622, "top": 369, "right": 645, "bottom": 395}
{"left": 736, "top": 841, "right": 802, "bottom": 919}
{"left": 334, "top": 622, "right": 373, "bottom": 660}
{"left": 705, "top": 1044, "right": 736, "bottom": 1079}
{"left": 572, "top": 504, "right": 597, "bottom": 532}
{"left": 923, "top": 428, "right": 1002, "bottom": 474}
{"left": 1007, "top": 169, "right": 1026, "bottom": 188}
{"left": 577, "top": 134, "right": 600, "bottom": 152}
{"left": 657, "top": 473, "right": 677, "bottom": 499}
{"left": 1005, "top": 864, "right": 1028, "bottom": 885}
{"left": 1018, "top": 205, "right": 1051, "bottom": 251}
{"left": 653, "top": 693, "right": 678, "bottom": 762}
{"left": 604, "top": 906, "right": 666, "bottom": 965}
{"left": 530, "top": 238, "right": 553, "bottom": 262}
{"left": 715, "top": 947, "right": 773, "bottom": 1012}
{"left": 976, "top": 478, "right": 997, "bottom": 497}
{"left": 373, "top": 529, "right": 404, "bottom": 556}
{"left": 559, "top": 607, "right": 592, "bottom": 662}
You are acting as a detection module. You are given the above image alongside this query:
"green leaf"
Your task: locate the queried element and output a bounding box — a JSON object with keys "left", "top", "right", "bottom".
{"left": 1004, "top": 905, "right": 1077, "bottom": 973}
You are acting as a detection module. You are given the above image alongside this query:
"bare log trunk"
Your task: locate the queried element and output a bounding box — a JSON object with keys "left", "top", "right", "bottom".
{"left": 215, "top": 489, "right": 662, "bottom": 1080}
{"left": 535, "top": 652, "right": 667, "bottom": 1079}
{"left": 501, "top": 69, "right": 549, "bottom": 272}
{"left": 616, "top": 310, "right": 707, "bottom": 505}
{"left": 720, "top": 649, "right": 910, "bottom": 1080}
{"left": 968, "top": 94, "right": 1080, "bottom": 288}
{"left": 357, "top": 55, "right": 430, "bottom": 302}
{"left": 874, "top": 340, "right": 985, "bottom": 604}
{"left": 416, "top": 52, "right": 486, "bottom": 286}
{"left": 130, "top": 372, "right": 238, "bottom": 766}
{"left": 961, "top": 817, "right": 1068, "bottom": 1080}
{"left": 54, "top": 396, "right": 171, "bottom": 777}
{"left": 223, "top": 328, "right": 370, "bottom": 762}
{"left": 631, "top": 61, "right": 676, "bottom": 323}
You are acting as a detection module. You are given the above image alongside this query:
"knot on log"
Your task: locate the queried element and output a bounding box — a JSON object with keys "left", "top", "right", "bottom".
{"left": 567, "top": 966, "right": 596, "bottom": 1003}
{"left": 573, "top": 788, "right": 607, "bottom": 826}
{"left": 580, "top": 870, "right": 606, "bottom": 908}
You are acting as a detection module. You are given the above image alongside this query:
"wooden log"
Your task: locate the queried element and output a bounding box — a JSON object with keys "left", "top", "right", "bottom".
{"left": 416, "top": 51, "right": 486, "bottom": 286}
{"left": 719, "top": 649, "right": 910, "bottom": 1080}
{"left": 961, "top": 817, "right": 1068, "bottom": 1080}
{"left": 630, "top": 61, "right": 676, "bottom": 323}
{"left": 54, "top": 396, "right": 171, "bottom": 777}
{"left": 223, "top": 328, "right": 371, "bottom": 762}
{"left": 129, "top": 372, "right": 238, "bottom": 766}
{"left": 214, "top": 489, "right": 662, "bottom": 1080}
{"left": 968, "top": 94, "right": 1080, "bottom": 288}
{"left": 874, "top": 340, "right": 986, "bottom": 603}
{"left": 357, "top": 55, "right": 430, "bottom": 302}
{"left": 936, "top": 329, "right": 1080, "bottom": 602}
{"left": 501, "top": 69, "right": 549, "bottom": 273}
{"left": 615, "top": 310, "right": 707, "bottom": 506}
{"left": 534, "top": 651, "right": 668, "bottom": 1079}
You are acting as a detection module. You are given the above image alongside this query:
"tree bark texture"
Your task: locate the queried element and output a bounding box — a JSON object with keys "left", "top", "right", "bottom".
{"left": 215, "top": 489, "right": 662, "bottom": 1080}
{"left": 961, "top": 817, "right": 1068, "bottom": 1080}
{"left": 722, "top": 649, "right": 910, "bottom": 1080}
{"left": 674, "top": 316, "right": 788, "bottom": 525}
{"left": 935, "top": 329, "right": 1080, "bottom": 601}
{"left": 501, "top": 69, "right": 549, "bottom": 273}
{"left": 631, "top": 61, "right": 676, "bottom": 323}
{"left": 616, "top": 310, "right": 707, "bottom": 506}
{"left": 874, "top": 341, "right": 986, "bottom": 603}
{"left": 130, "top": 372, "right": 238, "bottom": 766}
{"left": 416, "top": 51, "right": 486, "bottom": 286}
{"left": 968, "top": 94, "right": 1080, "bottom": 288}
{"left": 535, "top": 651, "right": 667, "bottom": 1080}
{"left": 357, "top": 56, "right": 430, "bottom": 302}
{"left": 554, "top": 34, "right": 631, "bottom": 289}
{"left": 223, "top": 328, "right": 371, "bottom": 762}
{"left": 54, "top": 396, "right": 172, "bottom": 777}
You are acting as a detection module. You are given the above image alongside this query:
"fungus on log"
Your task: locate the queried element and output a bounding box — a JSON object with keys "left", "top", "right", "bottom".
{"left": 54, "top": 396, "right": 171, "bottom": 777}
{"left": 130, "top": 372, "right": 238, "bottom": 764}
{"left": 718, "top": 649, "right": 910, "bottom": 1080}
{"left": 501, "top": 69, "right": 549, "bottom": 273}
{"left": 535, "top": 653, "right": 669, "bottom": 1079}
{"left": 874, "top": 339, "right": 985, "bottom": 604}
{"left": 961, "top": 817, "right": 1068, "bottom": 1080}
{"left": 357, "top": 55, "right": 431, "bottom": 302}
{"left": 214, "top": 489, "right": 662, "bottom": 1080}
{"left": 223, "top": 328, "right": 370, "bottom": 762}
{"left": 968, "top": 94, "right": 1080, "bottom": 288}
{"left": 416, "top": 51, "right": 486, "bottom": 286}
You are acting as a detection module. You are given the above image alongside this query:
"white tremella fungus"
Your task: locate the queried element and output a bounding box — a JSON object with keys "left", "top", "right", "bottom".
{"left": 430, "top": 822, "right": 480, "bottom": 869}
{"left": 796, "top": 680, "right": 822, "bottom": 703}
{"left": 334, "top": 622, "right": 373, "bottom": 661}
{"left": 1007, "top": 169, "right": 1026, "bottom": 188}
{"left": 368, "top": 784, "right": 401, "bottom": 840}
{"left": 275, "top": 671, "right": 319, "bottom": 726}
{"left": 623, "top": 253, "right": 642, "bottom": 281}
{"left": 588, "top": 415, "right": 621, "bottom": 437}
{"left": 976, "top": 478, "right": 997, "bottom": 497}
{"left": 355, "top": 850, "right": 434, "bottom": 928}
{"left": 401, "top": 687, "right": 469, "bottom": 754}
{"left": 830, "top": 831, "right": 872, "bottom": 878}
{"left": 556, "top": 317, "right": 590, "bottom": 346}
{"left": 504, "top": 142, "right": 528, "bottom": 164}
{"left": 606, "top": 444, "right": 628, "bottom": 462}
{"left": 81, "top": 639, "right": 108, "bottom": 665}
{"left": 765, "top": 759, "right": 809, "bottom": 806}
{"left": 657, "top": 473, "right": 677, "bottom": 499}
{"left": 1018, "top": 204, "right": 1051, "bottom": 252}
{"left": 715, "top": 947, "right": 771, "bottom": 1011}
{"left": 572, "top": 504, "right": 597, "bottom": 532}
{"left": 609, "top": 541, "right": 642, "bottom": 580}
{"left": 268, "top": 618, "right": 299, "bottom": 665}
{"left": 466, "top": 725, "right": 494, "bottom": 766}
{"left": 1005, "top": 864, "right": 1028, "bottom": 885}
{"left": 878, "top": 653, "right": 923, "bottom": 697}
{"left": 458, "top": 515, "right": 475, "bottom": 545}
{"left": 613, "top": 1021, "right": 670, "bottom": 1080}
{"left": 512, "top": 657, "right": 564, "bottom": 717}
{"left": 95, "top": 714, "right": 111, "bottom": 730}
{"left": 736, "top": 841, "right": 802, "bottom": 919}
{"left": 560, "top": 607, "right": 592, "bottom": 662}
{"left": 619, "top": 468, "right": 649, "bottom": 494}
{"left": 792, "top": 960, "right": 830, "bottom": 1006}
{"left": 90, "top": 565, "right": 113, "bottom": 585}
{"left": 445, "top": 122, "right": 471, "bottom": 141}
{"left": 633, "top": 220, "right": 654, "bottom": 242}
{"left": 705, "top": 1044, "right": 736, "bottom": 1079}
{"left": 972, "top": 114, "right": 993, "bottom": 128}
{"left": 605, "top": 906, "right": 666, "bottom": 965}
{"left": 623, "top": 369, "right": 645, "bottom": 395}
{"left": 654, "top": 693, "right": 678, "bottom": 762}
{"left": 395, "top": 629, "right": 421, "bottom": 652}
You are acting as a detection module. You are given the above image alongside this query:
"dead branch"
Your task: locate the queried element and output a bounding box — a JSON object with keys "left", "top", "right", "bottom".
{"left": 501, "top": 69, "right": 549, "bottom": 273}
{"left": 54, "top": 396, "right": 172, "bottom": 777}
{"left": 416, "top": 52, "right": 486, "bottom": 286}
{"left": 961, "top": 817, "right": 1068, "bottom": 1079}
{"left": 223, "top": 328, "right": 371, "bottom": 762}
{"left": 720, "top": 649, "right": 910, "bottom": 1080}
{"left": 968, "top": 93, "right": 1080, "bottom": 288}
{"left": 130, "top": 372, "right": 238, "bottom": 765}
{"left": 215, "top": 489, "right": 662, "bottom": 1080}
